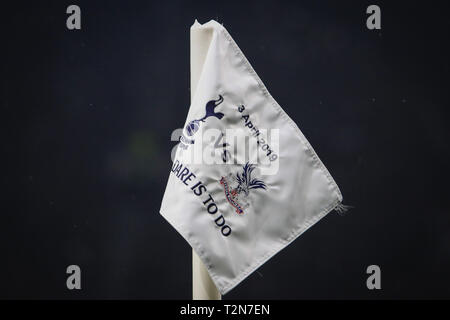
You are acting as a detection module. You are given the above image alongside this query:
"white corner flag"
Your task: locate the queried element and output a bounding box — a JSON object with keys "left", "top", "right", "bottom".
{"left": 160, "top": 20, "right": 345, "bottom": 295}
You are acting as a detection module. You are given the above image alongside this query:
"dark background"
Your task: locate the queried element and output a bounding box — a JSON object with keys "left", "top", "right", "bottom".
{"left": 2, "top": 0, "right": 449, "bottom": 299}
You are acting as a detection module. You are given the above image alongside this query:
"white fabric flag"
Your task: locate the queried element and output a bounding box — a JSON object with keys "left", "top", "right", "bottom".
{"left": 160, "top": 20, "right": 344, "bottom": 295}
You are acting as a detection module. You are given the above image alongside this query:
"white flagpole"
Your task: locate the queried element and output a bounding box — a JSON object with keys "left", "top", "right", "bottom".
{"left": 190, "top": 20, "right": 221, "bottom": 300}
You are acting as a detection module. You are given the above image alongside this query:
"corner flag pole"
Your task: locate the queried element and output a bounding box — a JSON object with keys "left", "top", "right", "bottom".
{"left": 190, "top": 20, "right": 221, "bottom": 300}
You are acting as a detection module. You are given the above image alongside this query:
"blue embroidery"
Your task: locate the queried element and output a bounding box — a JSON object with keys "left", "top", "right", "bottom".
{"left": 180, "top": 95, "right": 224, "bottom": 149}
{"left": 221, "top": 162, "right": 267, "bottom": 215}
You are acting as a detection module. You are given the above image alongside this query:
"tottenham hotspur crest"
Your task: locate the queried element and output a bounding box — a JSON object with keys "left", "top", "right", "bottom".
{"left": 180, "top": 95, "right": 224, "bottom": 149}
{"left": 220, "top": 162, "right": 267, "bottom": 215}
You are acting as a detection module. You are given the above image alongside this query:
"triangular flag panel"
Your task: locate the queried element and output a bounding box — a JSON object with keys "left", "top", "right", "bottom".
{"left": 160, "top": 20, "right": 342, "bottom": 294}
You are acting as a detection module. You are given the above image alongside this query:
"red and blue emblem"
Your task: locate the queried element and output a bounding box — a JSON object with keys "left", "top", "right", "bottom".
{"left": 220, "top": 162, "right": 267, "bottom": 215}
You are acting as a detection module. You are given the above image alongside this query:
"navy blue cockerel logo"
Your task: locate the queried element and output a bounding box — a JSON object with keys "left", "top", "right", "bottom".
{"left": 180, "top": 95, "right": 224, "bottom": 148}
{"left": 186, "top": 95, "right": 224, "bottom": 136}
